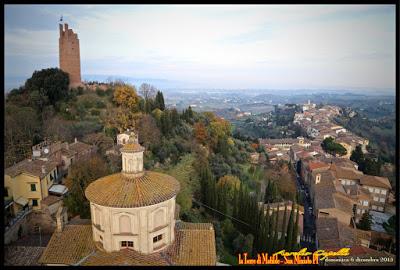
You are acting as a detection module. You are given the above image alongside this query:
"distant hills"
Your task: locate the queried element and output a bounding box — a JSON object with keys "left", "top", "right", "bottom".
{"left": 4, "top": 74, "right": 395, "bottom": 97}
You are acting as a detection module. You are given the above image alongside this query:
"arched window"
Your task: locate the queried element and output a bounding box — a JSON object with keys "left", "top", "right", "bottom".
{"left": 119, "top": 215, "right": 131, "bottom": 233}
{"left": 122, "top": 138, "right": 126, "bottom": 144}
{"left": 128, "top": 159, "right": 133, "bottom": 171}
{"left": 154, "top": 209, "right": 165, "bottom": 228}
{"left": 95, "top": 208, "right": 101, "bottom": 227}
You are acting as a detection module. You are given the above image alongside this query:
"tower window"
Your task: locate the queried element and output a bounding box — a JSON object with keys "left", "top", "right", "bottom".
{"left": 121, "top": 241, "right": 133, "bottom": 248}
{"left": 30, "top": 184, "right": 37, "bottom": 191}
{"left": 153, "top": 234, "right": 163, "bottom": 243}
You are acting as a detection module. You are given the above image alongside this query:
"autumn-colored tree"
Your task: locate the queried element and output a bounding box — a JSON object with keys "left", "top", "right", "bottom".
{"left": 207, "top": 116, "right": 232, "bottom": 149}
{"left": 103, "top": 106, "right": 141, "bottom": 133}
{"left": 194, "top": 122, "right": 208, "bottom": 145}
{"left": 251, "top": 143, "right": 259, "bottom": 151}
{"left": 113, "top": 84, "right": 140, "bottom": 111}
{"left": 217, "top": 175, "right": 240, "bottom": 199}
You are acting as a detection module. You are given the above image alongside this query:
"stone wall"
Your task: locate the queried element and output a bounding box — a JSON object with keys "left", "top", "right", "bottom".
{"left": 4, "top": 213, "right": 29, "bottom": 245}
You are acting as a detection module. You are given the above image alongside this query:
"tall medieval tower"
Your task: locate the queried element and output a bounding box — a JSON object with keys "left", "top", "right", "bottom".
{"left": 59, "top": 23, "right": 81, "bottom": 88}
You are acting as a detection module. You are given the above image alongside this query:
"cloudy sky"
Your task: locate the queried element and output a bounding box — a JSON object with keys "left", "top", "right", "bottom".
{"left": 4, "top": 4, "right": 396, "bottom": 92}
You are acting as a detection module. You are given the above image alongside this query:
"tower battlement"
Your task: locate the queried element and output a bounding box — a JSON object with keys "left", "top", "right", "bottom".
{"left": 59, "top": 23, "right": 81, "bottom": 88}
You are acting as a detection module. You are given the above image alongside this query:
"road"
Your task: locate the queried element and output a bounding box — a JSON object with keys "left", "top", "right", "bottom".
{"left": 294, "top": 172, "right": 316, "bottom": 251}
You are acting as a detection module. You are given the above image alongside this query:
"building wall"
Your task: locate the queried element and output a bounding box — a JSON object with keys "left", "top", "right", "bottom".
{"left": 59, "top": 24, "right": 81, "bottom": 88}
{"left": 122, "top": 152, "right": 143, "bottom": 174}
{"left": 362, "top": 185, "right": 388, "bottom": 212}
{"left": 4, "top": 213, "right": 29, "bottom": 245}
{"left": 89, "top": 196, "right": 176, "bottom": 254}
{"left": 5, "top": 170, "right": 55, "bottom": 212}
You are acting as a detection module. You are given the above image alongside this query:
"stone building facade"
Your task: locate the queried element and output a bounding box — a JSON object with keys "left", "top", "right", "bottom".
{"left": 59, "top": 23, "right": 81, "bottom": 88}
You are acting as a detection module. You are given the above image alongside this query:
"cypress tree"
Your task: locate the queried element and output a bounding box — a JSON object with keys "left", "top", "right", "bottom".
{"left": 291, "top": 205, "right": 300, "bottom": 250}
{"left": 232, "top": 184, "right": 238, "bottom": 219}
{"left": 272, "top": 208, "right": 280, "bottom": 253}
{"left": 155, "top": 91, "right": 165, "bottom": 110}
{"left": 188, "top": 106, "right": 193, "bottom": 117}
{"left": 238, "top": 183, "right": 244, "bottom": 229}
{"left": 267, "top": 210, "right": 276, "bottom": 253}
{"left": 264, "top": 180, "right": 271, "bottom": 203}
{"left": 264, "top": 204, "right": 271, "bottom": 248}
{"left": 278, "top": 204, "right": 288, "bottom": 250}
{"left": 285, "top": 202, "right": 295, "bottom": 251}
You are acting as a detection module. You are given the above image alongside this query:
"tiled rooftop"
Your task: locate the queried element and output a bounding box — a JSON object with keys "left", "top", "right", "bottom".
{"left": 5, "top": 159, "right": 58, "bottom": 179}
{"left": 85, "top": 171, "right": 180, "bottom": 208}
{"left": 39, "top": 222, "right": 216, "bottom": 266}
{"left": 5, "top": 246, "right": 45, "bottom": 266}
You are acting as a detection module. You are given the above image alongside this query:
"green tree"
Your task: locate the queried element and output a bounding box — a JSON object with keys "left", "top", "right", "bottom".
{"left": 25, "top": 68, "right": 70, "bottom": 109}
{"left": 285, "top": 203, "right": 295, "bottom": 250}
{"left": 357, "top": 212, "right": 372, "bottom": 231}
{"left": 382, "top": 215, "right": 396, "bottom": 253}
{"left": 321, "top": 137, "right": 347, "bottom": 156}
{"left": 63, "top": 155, "right": 110, "bottom": 218}
{"left": 155, "top": 91, "right": 165, "bottom": 110}
{"left": 350, "top": 145, "right": 365, "bottom": 165}
{"left": 278, "top": 204, "right": 288, "bottom": 250}
{"left": 291, "top": 205, "right": 300, "bottom": 250}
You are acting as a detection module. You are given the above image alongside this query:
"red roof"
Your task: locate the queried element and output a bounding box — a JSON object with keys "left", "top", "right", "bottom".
{"left": 308, "top": 161, "right": 329, "bottom": 171}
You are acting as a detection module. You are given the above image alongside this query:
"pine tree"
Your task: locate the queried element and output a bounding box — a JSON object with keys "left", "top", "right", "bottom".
{"left": 285, "top": 203, "right": 295, "bottom": 251}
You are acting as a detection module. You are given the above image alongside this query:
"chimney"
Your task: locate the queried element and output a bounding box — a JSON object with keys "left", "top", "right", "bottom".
{"left": 64, "top": 23, "right": 68, "bottom": 31}
{"left": 56, "top": 206, "right": 67, "bottom": 232}
{"left": 59, "top": 24, "right": 63, "bottom": 36}
{"left": 41, "top": 165, "right": 46, "bottom": 174}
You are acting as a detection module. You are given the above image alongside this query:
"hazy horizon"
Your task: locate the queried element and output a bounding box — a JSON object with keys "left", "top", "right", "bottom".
{"left": 5, "top": 4, "right": 396, "bottom": 92}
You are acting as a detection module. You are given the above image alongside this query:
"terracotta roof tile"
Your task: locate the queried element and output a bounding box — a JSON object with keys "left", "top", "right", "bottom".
{"left": 120, "top": 143, "right": 145, "bottom": 152}
{"left": 38, "top": 225, "right": 95, "bottom": 265}
{"left": 85, "top": 171, "right": 180, "bottom": 208}
{"left": 5, "top": 246, "right": 45, "bottom": 266}
{"left": 168, "top": 222, "right": 216, "bottom": 265}
{"left": 5, "top": 159, "right": 58, "bottom": 179}
{"left": 68, "top": 141, "right": 94, "bottom": 154}
{"left": 39, "top": 222, "right": 216, "bottom": 266}
{"left": 308, "top": 161, "right": 330, "bottom": 171}
{"left": 360, "top": 175, "right": 391, "bottom": 189}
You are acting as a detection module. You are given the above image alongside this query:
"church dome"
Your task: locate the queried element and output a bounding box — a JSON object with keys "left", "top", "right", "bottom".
{"left": 85, "top": 171, "right": 180, "bottom": 208}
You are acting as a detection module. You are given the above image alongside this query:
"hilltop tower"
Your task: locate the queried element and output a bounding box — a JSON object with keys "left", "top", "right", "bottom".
{"left": 59, "top": 23, "right": 82, "bottom": 88}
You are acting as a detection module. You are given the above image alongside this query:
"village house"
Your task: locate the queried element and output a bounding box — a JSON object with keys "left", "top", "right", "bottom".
{"left": 316, "top": 216, "right": 371, "bottom": 250}
{"left": 4, "top": 138, "right": 96, "bottom": 243}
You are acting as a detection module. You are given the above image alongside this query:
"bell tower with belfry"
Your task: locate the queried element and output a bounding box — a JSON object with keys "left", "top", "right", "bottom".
{"left": 59, "top": 20, "right": 82, "bottom": 88}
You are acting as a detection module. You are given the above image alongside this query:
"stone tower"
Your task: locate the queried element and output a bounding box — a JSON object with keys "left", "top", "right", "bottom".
{"left": 59, "top": 23, "right": 81, "bottom": 88}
